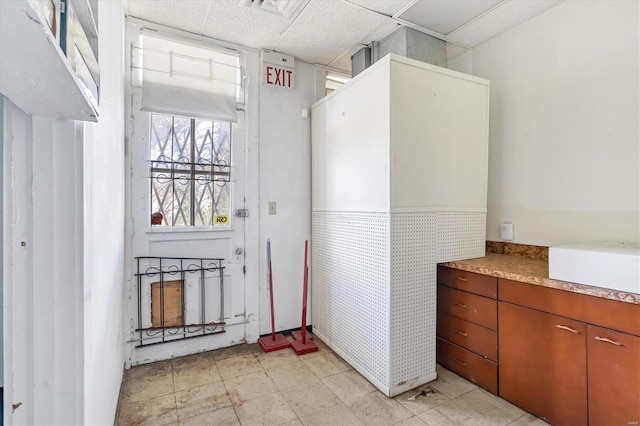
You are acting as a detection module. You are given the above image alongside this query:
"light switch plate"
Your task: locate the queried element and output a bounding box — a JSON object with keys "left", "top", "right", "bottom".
{"left": 268, "top": 202, "right": 277, "bottom": 215}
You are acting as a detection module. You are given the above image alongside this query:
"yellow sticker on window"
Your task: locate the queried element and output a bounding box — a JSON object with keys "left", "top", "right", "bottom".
{"left": 214, "top": 215, "right": 230, "bottom": 225}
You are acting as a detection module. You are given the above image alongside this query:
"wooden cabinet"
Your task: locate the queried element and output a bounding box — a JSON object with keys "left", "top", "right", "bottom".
{"left": 499, "top": 302, "right": 587, "bottom": 426}
{"left": 438, "top": 265, "right": 640, "bottom": 425}
{"left": 587, "top": 325, "right": 640, "bottom": 426}
{"left": 498, "top": 277, "right": 640, "bottom": 426}
{"left": 436, "top": 265, "right": 498, "bottom": 394}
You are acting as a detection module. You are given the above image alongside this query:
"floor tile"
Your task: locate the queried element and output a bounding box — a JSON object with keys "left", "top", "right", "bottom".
{"left": 117, "top": 393, "right": 177, "bottom": 426}
{"left": 418, "top": 388, "right": 525, "bottom": 426}
{"left": 394, "top": 368, "right": 475, "bottom": 416}
{"left": 173, "top": 360, "right": 222, "bottom": 391}
{"left": 234, "top": 392, "right": 297, "bottom": 425}
{"left": 279, "top": 420, "right": 303, "bottom": 426}
{"left": 280, "top": 380, "right": 342, "bottom": 418}
{"left": 255, "top": 347, "right": 300, "bottom": 370}
{"left": 175, "top": 381, "right": 231, "bottom": 420}
{"left": 126, "top": 360, "right": 173, "bottom": 380}
{"left": 215, "top": 353, "right": 263, "bottom": 380}
{"left": 179, "top": 406, "right": 239, "bottom": 426}
{"left": 508, "top": 413, "right": 550, "bottom": 425}
{"left": 118, "top": 344, "right": 538, "bottom": 426}
{"left": 429, "top": 365, "right": 478, "bottom": 398}
{"left": 393, "top": 416, "right": 428, "bottom": 426}
{"left": 266, "top": 359, "right": 317, "bottom": 392}
{"left": 210, "top": 343, "right": 263, "bottom": 362}
{"left": 121, "top": 369, "right": 175, "bottom": 403}
{"left": 171, "top": 351, "right": 215, "bottom": 371}
{"left": 302, "top": 352, "right": 351, "bottom": 378}
{"left": 224, "top": 371, "right": 279, "bottom": 405}
{"left": 321, "top": 370, "right": 376, "bottom": 405}
{"left": 298, "top": 402, "right": 364, "bottom": 426}
{"left": 348, "top": 391, "right": 413, "bottom": 425}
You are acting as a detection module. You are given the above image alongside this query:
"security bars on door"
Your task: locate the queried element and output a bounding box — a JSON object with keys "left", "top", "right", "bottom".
{"left": 150, "top": 113, "right": 231, "bottom": 227}
{"left": 133, "top": 256, "right": 225, "bottom": 348}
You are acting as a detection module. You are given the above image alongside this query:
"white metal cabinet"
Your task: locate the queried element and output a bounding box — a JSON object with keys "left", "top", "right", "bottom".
{"left": 311, "top": 54, "right": 490, "bottom": 396}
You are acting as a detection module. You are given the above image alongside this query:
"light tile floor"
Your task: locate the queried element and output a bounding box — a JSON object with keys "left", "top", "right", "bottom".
{"left": 116, "top": 335, "right": 549, "bottom": 426}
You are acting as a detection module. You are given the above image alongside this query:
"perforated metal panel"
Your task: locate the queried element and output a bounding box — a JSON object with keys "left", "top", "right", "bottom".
{"left": 312, "top": 209, "right": 486, "bottom": 396}
{"left": 436, "top": 211, "right": 487, "bottom": 262}
{"left": 312, "top": 211, "right": 391, "bottom": 386}
{"left": 390, "top": 212, "right": 438, "bottom": 388}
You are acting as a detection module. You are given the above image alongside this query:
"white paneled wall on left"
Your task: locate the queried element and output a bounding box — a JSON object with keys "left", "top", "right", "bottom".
{"left": 1, "top": 1, "right": 126, "bottom": 425}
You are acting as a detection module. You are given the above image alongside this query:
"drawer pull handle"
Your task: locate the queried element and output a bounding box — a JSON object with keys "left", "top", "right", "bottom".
{"left": 457, "top": 277, "right": 468, "bottom": 282}
{"left": 556, "top": 325, "right": 579, "bottom": 334}
{"left": 454, "top": 329, "right": 468, "bottom": 337}
{"left": 454, "top": 358, "right": 467, "bottom": 367}
{"left": 594, "top": 336, "right": 623, "bottom": 346}
{"left": 454, "top": 302, "right": 468, "bottom": 308}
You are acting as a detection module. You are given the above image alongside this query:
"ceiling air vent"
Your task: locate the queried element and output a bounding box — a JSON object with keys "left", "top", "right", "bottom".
{"left": 238, "top": 0, "right": 307, "bottom": 19}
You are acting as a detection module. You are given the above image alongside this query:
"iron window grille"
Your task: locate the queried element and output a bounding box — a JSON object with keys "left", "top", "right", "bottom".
{"left": 150, "top": 113, "right": 231, "bottom": 227}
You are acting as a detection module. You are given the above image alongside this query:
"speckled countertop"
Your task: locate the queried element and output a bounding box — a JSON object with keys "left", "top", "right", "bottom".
{"left": 441, "top": 253, "right": 640, "bottom": 305}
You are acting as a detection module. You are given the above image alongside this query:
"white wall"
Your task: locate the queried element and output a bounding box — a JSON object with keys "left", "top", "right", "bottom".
{"left": 2, "top": 100, "right": 85, "bottom": 425}
{"left": 469, "top": 0, "right": 639, "bottom": 245}
{"left": 83, "top": 1, "right": 126, "bottom": 424}
{"left": 2, "top": 2, "right": 126, "bottom": 425}
{"left": 258, "top": 60, "right": 315, "bottom": 334}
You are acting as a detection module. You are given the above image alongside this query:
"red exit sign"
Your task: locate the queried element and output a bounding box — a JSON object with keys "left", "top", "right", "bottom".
{"left": 262, "top": 50, "right": 295, "bottom": 89}
{"left": 265, "top": 65, "right": 294, "bottom": 88}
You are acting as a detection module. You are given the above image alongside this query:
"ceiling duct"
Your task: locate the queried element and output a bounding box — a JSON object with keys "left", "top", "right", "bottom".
{"left": 238, "top": 0, "right": 307, "bottom": 19}
{"left": 374, "top": 27, "right": 446, "bottom": 68}
{"left": 351, "top": 27, "right": 447, "bottom": 77}
{"left": 350, "top": 47, "right": 371, "bottom": 78}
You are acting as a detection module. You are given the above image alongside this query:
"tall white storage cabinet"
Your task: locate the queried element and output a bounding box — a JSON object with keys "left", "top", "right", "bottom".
{"left": 311, "top": 54, "right": 490, "bottom": 397}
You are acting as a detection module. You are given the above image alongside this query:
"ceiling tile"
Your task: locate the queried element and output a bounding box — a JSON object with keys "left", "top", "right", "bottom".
{"left": 127, "top": 0, "right": 210, "bottom": 34}
{"left": 346, "top": 0, "right": 414, "bottom": 17}
{"left": 398, "top": 0, "right": 503, "bottom": 35}
{"left": 198, "top": 0, "right": 293, "bottom": 50}
{"left": 447, "top": 0, "right": 563, "bottom": 47}
{"left": 274, "top": 0, "right": 391, "bottom": 66}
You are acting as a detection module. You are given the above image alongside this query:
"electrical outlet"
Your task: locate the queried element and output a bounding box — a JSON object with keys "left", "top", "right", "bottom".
{"left": 501, "top": 222, "right": 514, "bottom": 241}
{"left": 268, "top": 202, "right": 277, "bottom": 215}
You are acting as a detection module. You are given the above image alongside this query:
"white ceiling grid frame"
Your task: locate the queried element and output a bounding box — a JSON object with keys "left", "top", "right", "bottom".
{"left": 447, "top": 0, "right": 565, "bottom": 48}
{"left": 272, "top": 0, "right": 393, "bottom": 66}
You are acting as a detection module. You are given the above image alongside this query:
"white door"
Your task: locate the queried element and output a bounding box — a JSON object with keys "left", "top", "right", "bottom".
{"left": 128, "top": 94, "right": 249, "bottom": 359}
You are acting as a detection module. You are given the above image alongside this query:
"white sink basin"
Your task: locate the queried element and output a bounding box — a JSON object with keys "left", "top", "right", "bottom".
{"left": 549, "top": 242, "right": 640, "bottom": 294}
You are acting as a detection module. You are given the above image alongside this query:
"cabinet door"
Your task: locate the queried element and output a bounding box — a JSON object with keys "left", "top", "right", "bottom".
{"left": 587, "top": 325, "right": 640, "bottom": 426}
{"left": 499, "top": 302, "right": 587, "bottom": 426}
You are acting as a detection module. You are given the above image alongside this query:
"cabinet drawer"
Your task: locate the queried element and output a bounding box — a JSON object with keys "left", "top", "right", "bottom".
{"left": 437, "top": 312, "right": 497, "bottom": 362}
{"left": 498, "top": 278, "right": 640, "bottom": 336}
{"left": 438, "top": 265, "right": 497, "bottom": 298}
{"left": 438, "top": 285, "right": 497, "bottom": 330}
{"left": 436, "top": 337, "right": 498, "bottom": 395}
{"left": 587, "top": 325, "right": 640, "bottom": 426}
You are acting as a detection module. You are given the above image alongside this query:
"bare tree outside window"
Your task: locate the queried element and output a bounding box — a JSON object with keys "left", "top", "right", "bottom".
{"left": 150, "top": 113, "right": 231, "bottom": 226}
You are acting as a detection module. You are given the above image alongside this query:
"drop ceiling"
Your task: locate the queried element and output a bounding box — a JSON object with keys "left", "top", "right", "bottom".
{"left": 126, "top": 0, "right": 563, "bottom": 73}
